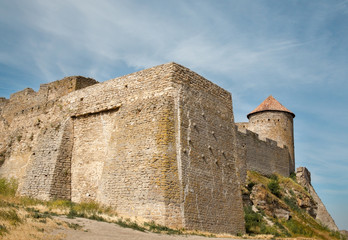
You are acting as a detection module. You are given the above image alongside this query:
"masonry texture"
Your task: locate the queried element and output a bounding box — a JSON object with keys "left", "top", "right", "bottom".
{"left": 0, "top": 62, "right": 335, "bottom": 234}
{"left": 296, "top": 167, "right": 339, "bottom": 231}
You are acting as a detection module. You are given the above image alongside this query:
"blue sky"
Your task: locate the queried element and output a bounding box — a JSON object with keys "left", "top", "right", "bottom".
{"left": 1, "top": 0, "right": 347, "bottom": 230}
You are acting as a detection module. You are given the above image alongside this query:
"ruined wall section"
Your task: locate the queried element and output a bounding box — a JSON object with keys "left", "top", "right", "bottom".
{"left": 172, "top": 64, "right": 245, "bottom": 234}
{"left": 0, "top": 76, "right": 98, "bottom": 197}
{"left": 236, "top": 126, "right": 291, "bottom": 183}
{"left": 296, "top": 167, "right": 338, "bottom": 231}
{"left": 39, "top": 76, "right": 98, "bottom": 102}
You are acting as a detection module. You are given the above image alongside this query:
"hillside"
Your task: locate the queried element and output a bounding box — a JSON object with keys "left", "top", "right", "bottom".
{"left": 0, "top": 173, "right": 346, "bottom": 240}
{"left": 242, "top": 171, "right": 345, "bottom": 239}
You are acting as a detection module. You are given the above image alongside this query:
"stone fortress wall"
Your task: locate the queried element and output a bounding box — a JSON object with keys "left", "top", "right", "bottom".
{"left": 235, "top": 123, "right": 291, "bottom": 184}
{"left": 2, "top": 62, "right": 335, "bottom": 234}
{"left": 0, "top": 63, "right": 248, "bottom": 234}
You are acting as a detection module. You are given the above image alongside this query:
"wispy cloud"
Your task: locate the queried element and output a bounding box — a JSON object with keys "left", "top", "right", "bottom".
{"left": 1, "top": 0, "right": 348, "bottom": 230}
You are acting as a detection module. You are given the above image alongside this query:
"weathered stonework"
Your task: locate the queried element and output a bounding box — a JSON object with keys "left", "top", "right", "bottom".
{"left": 296, "top": 167, "right": 339, "bottom": 231}
{"left": 247, "top": 111, "right": 295, "bottom": 173}
{"left": 0, "top": 62, "right": 335, "bottom": 234}
{"left": 235, "top": 126, "right": 291, "bottom": 183}
{"left": 0, "top": 63, "right": 246, "bottom": 234}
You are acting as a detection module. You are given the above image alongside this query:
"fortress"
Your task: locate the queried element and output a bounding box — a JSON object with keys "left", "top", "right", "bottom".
{"left": 0, "top": 62, "right": 335, "bottom": 234}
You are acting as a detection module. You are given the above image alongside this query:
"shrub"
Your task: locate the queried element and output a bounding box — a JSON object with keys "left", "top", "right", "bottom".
{"left": 290, "top": 172, "right": 297, "bottom": 182}
{"left": 284, "top": 196, "right": 300, "bottom": 212}
{"left": 268, "top": 180, "right": 281, "bottom": 198}
{"left": 244, "top": 206, "right": 263, "bottom": 233}
{"left": 0, "top": 178, "right": 18, "bottom": 196}
{"left": 270, "top": 174, "right": 279, "bottom": 181}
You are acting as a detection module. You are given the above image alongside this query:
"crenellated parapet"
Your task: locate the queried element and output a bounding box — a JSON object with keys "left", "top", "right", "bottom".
{"left": 235, "top": 124, "right": 291, "bottom": 183}
{"left": 38, "top": 76, "right": 98, "bottom": 101}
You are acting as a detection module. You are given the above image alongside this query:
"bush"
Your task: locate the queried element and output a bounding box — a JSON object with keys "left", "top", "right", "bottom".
{"left": 290, "top": 172, "right": 297, "bottom": 182}
{"left": 284, "top": 196, "right": 300, "bottom": 212}
{"left": 270, "top": 174, "right": 279, "bottom": 181}
{"left": 268, "top": 180, "right": 281, "bottom": 198}
{"left": 244, "top": 206, "right": 263, "bottom": 233}
{"left": 0, "top": 178, "right": 18, "bottom": 196}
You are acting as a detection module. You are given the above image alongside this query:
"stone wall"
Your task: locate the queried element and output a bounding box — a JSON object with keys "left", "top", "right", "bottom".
{"left": 236, "top": 125, "right": 291, "bottom": 183}
{"left": 0, "top": 62, "right": 245, "bottom": 234}
{"left": 0, "top": 76, "right": 98, "bottom": 199}
{"left": 172, "top": 64, "right": 245, "bottom": 234}
{"left": 246, "top": 111, "right": 295, "bottom": 173}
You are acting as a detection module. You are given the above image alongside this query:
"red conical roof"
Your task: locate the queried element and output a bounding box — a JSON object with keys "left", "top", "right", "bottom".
{"left": 247, "top": 95, "right": 295, "bottom": 119}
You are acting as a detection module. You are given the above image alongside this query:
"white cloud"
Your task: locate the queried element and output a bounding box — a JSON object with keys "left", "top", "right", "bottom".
{"left": 1, "top": 0, "right": 348, "bottom": 229}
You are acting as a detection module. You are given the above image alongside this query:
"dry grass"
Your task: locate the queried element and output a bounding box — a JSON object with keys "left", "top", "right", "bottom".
{"left": 0, "top": 206, "right": 66, "bottom": 240}
{"left": 1, "top": 176, "right": 346, "bottom": 240}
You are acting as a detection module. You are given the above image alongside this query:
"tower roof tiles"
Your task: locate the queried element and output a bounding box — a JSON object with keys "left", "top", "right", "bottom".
{"left": 247, "top": 95, "right": 295, "bottom": 119}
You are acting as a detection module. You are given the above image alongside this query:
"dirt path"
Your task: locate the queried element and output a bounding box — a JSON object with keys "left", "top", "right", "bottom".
{"left": 53, "top": 217, "right": 246, "bottom": 240}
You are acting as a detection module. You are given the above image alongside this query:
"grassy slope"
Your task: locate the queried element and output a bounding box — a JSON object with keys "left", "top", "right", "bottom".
{"left": 0, "top": 174, "right": 346, "bottom": 240}
{"left": 0, "top": 178, "right": 217, "bottom": 239}
{"left": 244, "top": 171, "right": 346, "bottom": 240}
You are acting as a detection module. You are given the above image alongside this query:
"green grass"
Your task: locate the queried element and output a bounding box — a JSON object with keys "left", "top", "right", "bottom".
{"left": 144, "top": 221, "right": 183, "bottom": 235}
{"left": 283, "top": 196, "right": 300, "bottom": 212}
{"left": 284, "top": 218, "right": 314, "bottom": 237}
{"left": 244, "top": 206, "right": 279, "bottom": 236}
{"left": 245, "top": 171, "right": 348, "bottom": 240}
{"left": 0, "top": 178, "right": 18, "bottom": 196}
{"left": 116, "top": 218, "right": 146, "bottom": 232}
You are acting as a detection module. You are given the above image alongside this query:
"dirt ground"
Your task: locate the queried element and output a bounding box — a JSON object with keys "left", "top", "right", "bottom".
{"left": 52, "top": 216, "right": 248, "bottom": 240}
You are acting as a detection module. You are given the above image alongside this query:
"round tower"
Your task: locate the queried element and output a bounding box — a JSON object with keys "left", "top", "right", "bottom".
{"left": 247, "top": 95, "right": 295, "bottom": 173}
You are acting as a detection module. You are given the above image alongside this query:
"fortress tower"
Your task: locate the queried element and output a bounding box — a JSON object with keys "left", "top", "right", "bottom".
{"left": 246, "top": 96, "right": 295, "bottom": 173}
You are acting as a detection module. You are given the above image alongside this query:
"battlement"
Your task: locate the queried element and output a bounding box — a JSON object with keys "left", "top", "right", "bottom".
{"left": 9, "top": 88, "right": 36, "bottom": 101}
{"left": 0, "top": 76, "right": 98, "bottom": 123}
{"left": 39, "top": 76, "right": 98, "bottom": 101}
{"left": 235, "top": 122, "right": 291, "bottom": 182}
{"left": 236, "top": 123, "right": 285, "bottom": 148}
